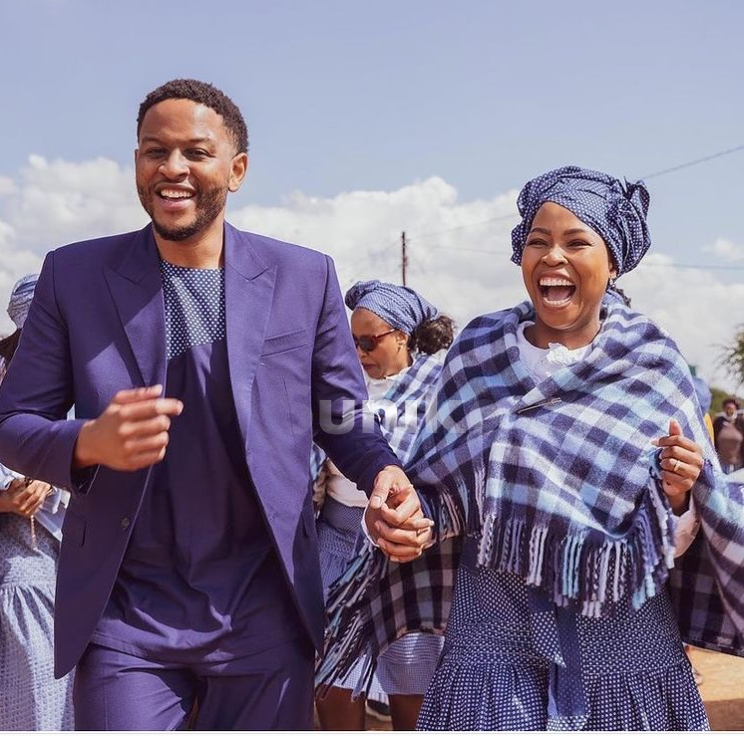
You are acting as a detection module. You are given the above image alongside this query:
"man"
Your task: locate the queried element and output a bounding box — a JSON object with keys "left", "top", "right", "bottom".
{"left": 0, "top": 79, "right": 430, "bottom": 730}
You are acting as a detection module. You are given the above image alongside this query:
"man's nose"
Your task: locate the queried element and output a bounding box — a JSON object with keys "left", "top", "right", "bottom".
{"left": 159, "top": 151, "right": 189, "bottom": 178}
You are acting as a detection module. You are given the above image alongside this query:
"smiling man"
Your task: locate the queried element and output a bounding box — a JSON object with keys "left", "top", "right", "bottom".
{"left": 0, "top": 79, "right": 430, "bottom": 731}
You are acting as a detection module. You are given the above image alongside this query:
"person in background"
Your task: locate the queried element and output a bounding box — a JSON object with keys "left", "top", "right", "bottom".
{"left": 0, "top": 275, "right": 74, "bottom": 730}
{"left": 712, "top": 398, "right": 744, "bottom": 473}
{"left": 314, "top": 279, "right": 454, "bottom": 731}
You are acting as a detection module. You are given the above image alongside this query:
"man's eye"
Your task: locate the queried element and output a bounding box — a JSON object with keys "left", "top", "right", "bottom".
{"left": 187, "top": 150, "right": 209, "bottom": 159}
{"left": 145, "top": 149, "right": 166, "bottom": 158}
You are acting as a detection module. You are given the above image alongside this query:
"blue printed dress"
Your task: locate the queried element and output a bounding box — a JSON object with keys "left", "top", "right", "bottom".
{"left": 417, "top": 538, "right": 708, "bottom": 730}
{"left": 0, "top": 464, "right": 74, "bottom": 730}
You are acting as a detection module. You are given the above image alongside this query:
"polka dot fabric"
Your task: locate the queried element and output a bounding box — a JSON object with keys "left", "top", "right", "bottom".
{"left": 160, "top": 260, "right": 225, "bottom": 361}
{"left": 510, "top": 166, "right": 651, "bottom": 277}
{"left": 417, "top": 556, "right": 709, "bottom": 731}
{"left": 0, "top": 514, "right": 74, "bottom": 729}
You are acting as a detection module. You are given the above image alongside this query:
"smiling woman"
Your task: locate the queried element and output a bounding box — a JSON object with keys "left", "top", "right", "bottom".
{"left": 319, "top": 166, "right": 744, "bottom": 732}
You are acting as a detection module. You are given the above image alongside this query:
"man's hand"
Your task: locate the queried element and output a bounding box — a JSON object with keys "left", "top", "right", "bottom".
{"left": 0, "top": 478, "right": 52, "bottom": 517}
{"left": 365, "top": 465, "right": 434, "bottom": 563}
{"left": 656, "top": 419, "right": 704, "bottom": 514}
{"left": 73, "top": 385, "right": 183, "bottom": 471}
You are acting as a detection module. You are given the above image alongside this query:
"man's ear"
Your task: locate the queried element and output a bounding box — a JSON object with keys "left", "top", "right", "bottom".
{"left": 229, "top": 153, "right": 249, "bottom": 192}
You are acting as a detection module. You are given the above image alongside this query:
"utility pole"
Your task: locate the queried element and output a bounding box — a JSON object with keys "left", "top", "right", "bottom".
{"left": 401, "top": 231, "right": 408, "bottom": 286}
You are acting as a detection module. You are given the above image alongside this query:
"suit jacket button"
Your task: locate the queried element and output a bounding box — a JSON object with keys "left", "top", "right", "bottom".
{"left": 121, "top": 517, "right": 130, "bottom": 530}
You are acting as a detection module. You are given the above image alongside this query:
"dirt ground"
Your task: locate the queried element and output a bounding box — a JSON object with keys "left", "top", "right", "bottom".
{"left": 689, "top": 646, "right": 744, "bottom": 730}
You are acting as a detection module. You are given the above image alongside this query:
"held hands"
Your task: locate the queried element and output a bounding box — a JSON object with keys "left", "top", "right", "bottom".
{"left": 0, "top": 478, "right": 52, "bottom": 518}
{"left": 73, "top": 386, "right": 183, "bottom": 471}
{"left": 365, "top": 465, "right": 434, "bottom": 563}
{"left": 655, "top": 419, "right": 704, "bottom": 514}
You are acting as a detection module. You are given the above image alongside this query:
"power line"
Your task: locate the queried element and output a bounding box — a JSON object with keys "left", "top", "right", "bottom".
{"left": 406, "top": 249, "right": 450, "bottom": 305}
{"left": 402, "top": 144, "right": 744, "bottom": 247}
{"left": 640, "top": 144, "right": 744, "bottom": 180}
{"left": 642, "top": 261, "right": 744, "bottom": 271}
{"left": 426, "top": 244, "right": 509, "bottom": 255}
{"left": 410, "top": 212, "right": 517, "bottom": 240}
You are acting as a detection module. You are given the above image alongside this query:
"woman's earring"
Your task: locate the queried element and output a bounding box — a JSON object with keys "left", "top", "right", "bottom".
{"left": 608, "top": 276, "right": 617, "bottom": 290}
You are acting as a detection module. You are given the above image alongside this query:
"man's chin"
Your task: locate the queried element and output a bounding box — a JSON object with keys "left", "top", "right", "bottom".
{"left": 152, "top": 219, "right": 202, "bottom": 243}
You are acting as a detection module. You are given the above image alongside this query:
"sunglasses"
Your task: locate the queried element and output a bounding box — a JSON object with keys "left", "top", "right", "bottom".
{"left": 352, "top": 328, "right": 397, "bottom": 353}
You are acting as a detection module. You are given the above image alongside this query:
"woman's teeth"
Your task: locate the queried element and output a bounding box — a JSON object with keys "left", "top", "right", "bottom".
{"left": 539, "top": 278, "right": 575, "bottom": 305}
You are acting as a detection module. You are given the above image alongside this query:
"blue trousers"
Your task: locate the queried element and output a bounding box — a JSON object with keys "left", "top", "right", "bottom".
{"left": 73, "top": 637, "right": 314, "bottom": 730}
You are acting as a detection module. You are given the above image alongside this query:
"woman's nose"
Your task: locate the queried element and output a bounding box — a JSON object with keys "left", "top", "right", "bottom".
{"left": 541, "top": 245, "right": 568, "bottom": 265}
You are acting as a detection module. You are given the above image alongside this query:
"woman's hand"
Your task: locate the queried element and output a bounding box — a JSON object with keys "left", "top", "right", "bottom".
{"left": 0, "top": 478, "right": 52, "bottom": 518}
{"left": 656, "top": 419, "right": 704, "bottom": 514}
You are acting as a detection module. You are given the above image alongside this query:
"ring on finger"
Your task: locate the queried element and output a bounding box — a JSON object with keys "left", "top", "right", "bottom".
{"left": 672, "top": 458, "right": 681, "bottom": 473}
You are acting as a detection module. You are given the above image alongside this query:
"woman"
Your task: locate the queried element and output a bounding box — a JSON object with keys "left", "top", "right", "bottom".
{"left": 0, "top": 275, "right": 74, "bottom": 730}
{"left": 321, "top": 167, "right": 743, "bottom": 730}
{"left": 314, "top": 279, "right": 454, "bottom": 730}
{"left": 712, "top": 398, "right": 744, "bottom": 473}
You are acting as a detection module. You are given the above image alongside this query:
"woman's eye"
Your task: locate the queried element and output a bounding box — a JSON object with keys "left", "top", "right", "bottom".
{"left": 526, "top": 239, "right": 547, "bottom": 248}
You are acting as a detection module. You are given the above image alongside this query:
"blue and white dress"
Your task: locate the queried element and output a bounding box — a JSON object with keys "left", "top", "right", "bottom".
{"left": 316, "top": 354, "right": 445, "bottom": 697}
{"left": 0, "top": 463, "right": 74, "bottom": 730}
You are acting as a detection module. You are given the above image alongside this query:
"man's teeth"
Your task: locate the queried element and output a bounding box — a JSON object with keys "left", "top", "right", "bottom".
{"left": 160, "top": 190, "right": 193, "bottom": 199}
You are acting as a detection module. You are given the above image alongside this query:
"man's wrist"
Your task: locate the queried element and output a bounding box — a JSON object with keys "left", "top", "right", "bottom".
{"left": 72, "top": 420, "right": 98, "bottom": 469}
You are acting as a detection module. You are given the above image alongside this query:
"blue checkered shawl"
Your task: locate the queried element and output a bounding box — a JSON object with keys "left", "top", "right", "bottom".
{"left": 318, "top": 300, "right": 744, "bottom": 693}
{"left": 311, "top": 352, "right": 445, "bottom": 479}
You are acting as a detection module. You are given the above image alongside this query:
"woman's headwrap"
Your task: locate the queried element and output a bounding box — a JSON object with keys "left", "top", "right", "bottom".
{"left": 344, "top": 279, "right": 438, "bottom": 334}
{"left": 7, "top": 274, "right": 39, "bottom": 329}
{"left": 510, "top": 166, "right": 651, "bottom": 276}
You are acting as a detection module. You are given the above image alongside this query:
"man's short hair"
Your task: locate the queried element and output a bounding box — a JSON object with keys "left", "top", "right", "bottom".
{"left": 137, "top": 78, "right": 248, "bottom": 154}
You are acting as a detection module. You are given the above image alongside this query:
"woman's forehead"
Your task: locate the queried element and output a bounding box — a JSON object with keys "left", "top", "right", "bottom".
{"left": 351, "top": 307, "right": 392, "bottom": 333}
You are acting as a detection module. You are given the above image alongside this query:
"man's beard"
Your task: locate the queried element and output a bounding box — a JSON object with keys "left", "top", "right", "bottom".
{"left": 137, "top": 185, "right": 228, "bottom": 242}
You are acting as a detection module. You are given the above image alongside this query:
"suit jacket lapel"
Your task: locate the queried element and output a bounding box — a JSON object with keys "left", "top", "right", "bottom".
{"left": 224, "top": 223, "right": 275, "bottom": 447}
{"left": 103, "top": 225, "right": 167, "bottom": 389}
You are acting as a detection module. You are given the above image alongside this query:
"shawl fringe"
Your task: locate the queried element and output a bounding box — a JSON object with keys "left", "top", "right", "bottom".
{"left": 316, "top": 544, "right": 387, "bottom": 698}
{"left": 476, "top": 479, "right": 676, "bottom": 617}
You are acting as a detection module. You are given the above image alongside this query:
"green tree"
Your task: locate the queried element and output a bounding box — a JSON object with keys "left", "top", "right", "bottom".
{"left": 711, "top": 325, "right": 744, "bottom": 411}
{"left": 719, "top": 325, "right": 744, "bottom": 389}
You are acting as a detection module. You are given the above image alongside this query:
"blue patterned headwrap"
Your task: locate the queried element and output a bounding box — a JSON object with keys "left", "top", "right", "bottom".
{"left": 510, "top": 166, "right": 651, "bottom": 276}
{"left": 7, "top": 274, "right": 39, "bottom": 329}
{"left": 345, "top": 280, "right": 439, "bottom": 334}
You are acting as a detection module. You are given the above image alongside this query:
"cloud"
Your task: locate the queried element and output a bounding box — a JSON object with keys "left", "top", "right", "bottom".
{"left": 0, "top": 155, "right": 742, "bottom": 392}
{"left": 703, "top": 238, "right": 744, "bottom": 263}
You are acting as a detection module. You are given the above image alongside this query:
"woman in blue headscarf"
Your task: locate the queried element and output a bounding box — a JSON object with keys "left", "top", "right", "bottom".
{"left": 0, "top": 275, "right": 74, "bottom": 730}
{"left": 313, "top": 280, "right": 454, "bottom": 730}
{"left": 319, "top": 167, "right": 743, "bottom": 731}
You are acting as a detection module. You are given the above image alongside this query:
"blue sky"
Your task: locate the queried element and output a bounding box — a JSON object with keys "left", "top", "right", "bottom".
{"left": 1, "top": 0, "right": 743, "bottom": 385}
{"left": 2, "top": 0, "right": 743, "bottom": 252}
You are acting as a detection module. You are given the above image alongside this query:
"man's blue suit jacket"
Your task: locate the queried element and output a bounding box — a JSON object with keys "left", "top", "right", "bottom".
{"left": 0, "top": 222, "right": 399, "bottom": 677}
